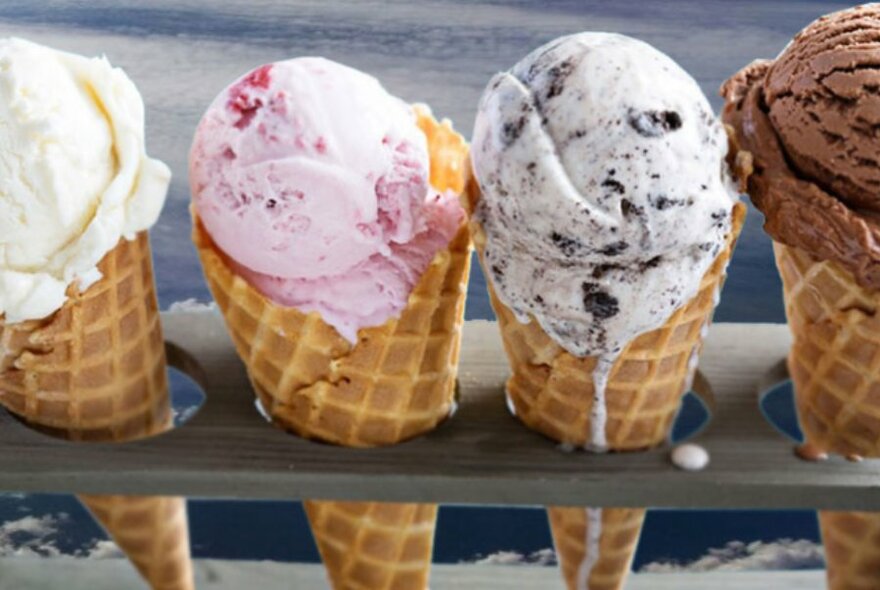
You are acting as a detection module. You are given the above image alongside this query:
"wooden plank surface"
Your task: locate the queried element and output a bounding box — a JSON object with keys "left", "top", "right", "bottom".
{"left": 0, "top": 311, "right": 879, "bottom": 510}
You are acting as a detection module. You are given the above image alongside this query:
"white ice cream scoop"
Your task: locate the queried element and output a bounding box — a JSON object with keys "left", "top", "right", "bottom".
{"left": 0, "top": 38, "right": 170, "bottom": 323}
{"left": 471, "top": 32, "right": 739, "bottom": 357}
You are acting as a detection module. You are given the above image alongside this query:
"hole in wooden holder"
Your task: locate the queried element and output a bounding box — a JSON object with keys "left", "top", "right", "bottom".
{"left": 164, "top": 341, "right": 208, "bottom": 429}
{"left": 757, "top": 358, "right": 803, "bottom": 443}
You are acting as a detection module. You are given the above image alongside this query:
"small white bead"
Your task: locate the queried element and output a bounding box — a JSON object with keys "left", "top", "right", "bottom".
{"left": 671, "top": 443, "right": 710, "bottom": 471}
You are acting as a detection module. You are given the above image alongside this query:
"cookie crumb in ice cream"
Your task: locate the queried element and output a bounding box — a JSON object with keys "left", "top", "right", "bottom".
{"left": 627, "top": 108, "right": 683, "bottom": 137}
{"left": 581, "top": 282, "right": 620, "bottom": 320}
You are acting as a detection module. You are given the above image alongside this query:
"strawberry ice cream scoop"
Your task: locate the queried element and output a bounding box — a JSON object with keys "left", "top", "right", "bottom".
{"left": 190, "top": 58, "right": 464, "bottom": 342}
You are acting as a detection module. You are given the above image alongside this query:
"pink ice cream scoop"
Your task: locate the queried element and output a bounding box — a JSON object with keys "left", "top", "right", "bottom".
{"left": 190, "top": 57, "right": 464, "bottom": 342}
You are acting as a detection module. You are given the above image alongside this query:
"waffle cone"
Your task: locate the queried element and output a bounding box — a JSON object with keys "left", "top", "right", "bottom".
{"left": 548, "top": 507, "right": 645, "bottom": 590}
{"left": 774, "top": 241, "right": 880, "bottom": 459}
{"left": 304, "top": 501, "right": 437, "bottom": 590}
{"left": 194, "top": 108, "right": 470, "bottom": 590}
{"left": 466, "top": 176, "right": 746, "bottom": 450}
{"left": 0, "top": 233, "right": 170, "bottom": 440}
{"left": 774, "top": 243, "right": 880, "bottom": 589}
{"left": 79, "top": 494, "right": 194, "bottom": 590}
{"left": 0, "top": 233, "right": 194, "bottom": 590}
{"left": 818, "top": 511, "right": 880, "bottom": 590}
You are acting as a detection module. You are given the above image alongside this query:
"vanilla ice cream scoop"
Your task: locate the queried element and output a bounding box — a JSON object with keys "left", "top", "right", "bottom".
{"left": 0, "top": 38, "right": 170, "bottom": 323}
{"left": 472, "top": 33, "right": 739, "bottom": 356}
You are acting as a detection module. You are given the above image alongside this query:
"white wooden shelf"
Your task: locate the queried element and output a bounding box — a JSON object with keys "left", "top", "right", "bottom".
{"left": 1, "top": 312, "right": 878, "bottom": 510}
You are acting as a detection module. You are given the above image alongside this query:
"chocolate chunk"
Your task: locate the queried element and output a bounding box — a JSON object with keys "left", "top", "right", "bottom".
{"left": 544, "top": 57, "right": 576, "bottom": 100}
{"left": 628, "top": 109, "right": 683, "bottom": 137}
{"left": 710, "top": 209, "right": 729, "bottom": 228}
{"left": 550, "top": 231, "right": 584, "bottom": 256}
{"left": 598, "top": 240, "right": 629, "bottom": 256}
{"left": 601, "top": 178, "right": 625, "bottom": 195}
{"left": 620, "top": 199, "right": 644, "bottom": 218}
{"left": 643, "top": 255, "right": 663, "bottom": 269}
{"left": 501, "top": 116, "right": 527, "bottom": 146}
{"left": 651, "top": 194, "right": 688, "bottom": 210}
{"left": 582, "top": 282, "right": 619, "bottom": 319}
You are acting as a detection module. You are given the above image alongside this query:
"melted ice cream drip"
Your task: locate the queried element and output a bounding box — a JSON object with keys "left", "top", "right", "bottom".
{"left": 587, "top": 356, "right": 616, "bottom": 452}
{"left": 576, "top": 508, "right": 603, "bottom": 590}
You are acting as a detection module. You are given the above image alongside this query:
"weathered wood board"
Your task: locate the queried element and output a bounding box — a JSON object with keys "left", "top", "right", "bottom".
{"left": 0, "top": 312, "right": 878, "bottom": 510}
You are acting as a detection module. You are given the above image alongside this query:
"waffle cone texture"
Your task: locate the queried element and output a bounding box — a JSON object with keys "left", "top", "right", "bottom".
{"left": 80, "top": 494, "right": 194, "bottom": 590}
{"left": 774, "top": 242, "right": 880, "bottom": 459}
{"left": 465, "top": 175, "right": 746, "bottom": 450}
{"left": 774, "top": 244, "right": 880, "bottom": 590}
{"left": 548, "top": 507, "right": 645, "bottom": 590}
{"left": 0, "top": 233, "right": 194, "bottom": 590}
{"left": 304, "top": 501, "right": 438, "bottom": 590}
{"left": 194, "top": 108, "right": 471, "bottom": 590}
{"left": 818, "top": 511, "right": 880, "bottom": 590}
{"left": 0, "top": 233, "right": 170, "bottom": 441}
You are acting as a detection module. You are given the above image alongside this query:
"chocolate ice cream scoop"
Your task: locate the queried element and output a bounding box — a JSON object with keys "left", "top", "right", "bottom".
{"left": 764, "top": 5, "right": 880, "bottom": 212}
{"left": 722, "top": 5, "right": 880, "bottom": 289}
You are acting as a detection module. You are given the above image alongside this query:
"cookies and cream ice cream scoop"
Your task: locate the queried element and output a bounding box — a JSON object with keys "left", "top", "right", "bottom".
{"left": 472, "top": 32, "right": 740, "bottom": 357}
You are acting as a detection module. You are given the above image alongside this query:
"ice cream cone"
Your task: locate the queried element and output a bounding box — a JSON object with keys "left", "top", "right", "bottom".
{"left": 471, "top": 183, "right": 743, "bottom": 590}
{"left": 0, "top": 233, "right": 170, "bottom": 440}
{"left": 466, "top": 168, "right": 745, "bottom": 589}
{"left": 773, "top": 242, "right": 880, "bottom": 590}
{"left": 468, "top": 186, "right": 745, "bottom": 449}
{"left": 774, "top": 242, "right": 880, "bottom": 459}
{"left": 304, "top": 501, "right": 437, "bottom": 590}
{"left": 818, "top": 511, "right": 880, "bottom": 590}
{"left": 548, "top": 507, "right": 645, "bottom": 590}
{"left": 79, "top": 494, "right": 193, "bottom": 590}
{"left": 720, "top": 8, "right": 880, "bottom": 589}
{"left": 0, "top": 233, "right": 194, "bottom": 590}
{"left": 194, "top": 108, "right": 471, "bottom": 590}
